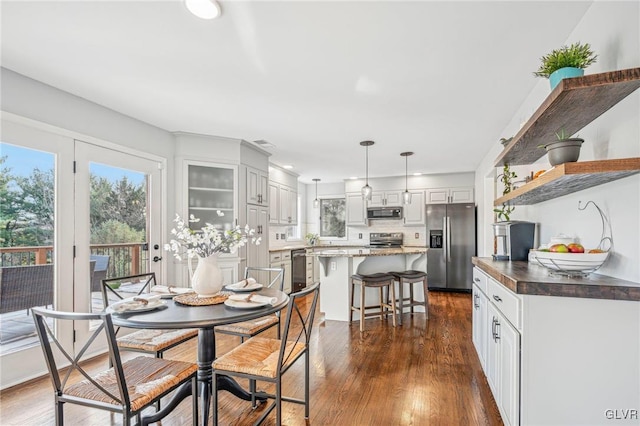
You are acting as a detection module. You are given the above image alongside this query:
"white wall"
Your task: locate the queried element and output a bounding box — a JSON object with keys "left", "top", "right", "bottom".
{"left": 474, "top": 2, "right": 640, "bottom": 281}
{"left": 1, "top": 68, "right": 177, "bottom": 278}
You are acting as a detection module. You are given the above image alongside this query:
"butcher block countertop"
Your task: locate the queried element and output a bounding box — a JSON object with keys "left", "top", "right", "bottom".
{"left": 472, "top": 257, "right": 640, "bottom": 301}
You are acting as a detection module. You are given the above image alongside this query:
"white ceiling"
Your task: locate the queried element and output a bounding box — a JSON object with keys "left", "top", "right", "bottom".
{"left": 1, "top": 0, "right": 593, "bottom": 183}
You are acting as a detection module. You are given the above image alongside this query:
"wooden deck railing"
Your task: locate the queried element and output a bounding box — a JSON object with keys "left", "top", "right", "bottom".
{"left": 0, "top": 243, "right": 149, "bottom": 278}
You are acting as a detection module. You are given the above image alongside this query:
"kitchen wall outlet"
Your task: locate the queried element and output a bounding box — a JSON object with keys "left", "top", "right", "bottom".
{"left": 415, "top": 233, "right": 419, "bottom": 239}
{"left": 330, "top": 261, "right": 337, "bottom": 271}
{"left": 280, "top": 233, "right": 286, "bottom": 239}
{"left": 275, "top": 234, "right": 279, "bottom": 240}
{"left": 358, "top": 233, "right": 362, "bottom": 239}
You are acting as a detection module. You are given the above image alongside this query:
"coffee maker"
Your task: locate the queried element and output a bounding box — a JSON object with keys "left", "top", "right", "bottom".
{"left": 492, "top": 221, "right": 536, "bottom": 261}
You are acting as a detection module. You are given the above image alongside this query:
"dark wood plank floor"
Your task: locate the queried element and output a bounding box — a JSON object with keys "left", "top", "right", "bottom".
{"left": 0, "top": 291, "right": 502, "bottom": 425}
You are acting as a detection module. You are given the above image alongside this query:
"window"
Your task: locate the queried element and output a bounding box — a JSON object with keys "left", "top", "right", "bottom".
{"left": 320, "top": 198, "right": 345, "bottom": 238}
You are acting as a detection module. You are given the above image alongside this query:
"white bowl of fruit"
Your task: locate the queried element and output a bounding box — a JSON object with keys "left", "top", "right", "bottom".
{"left": 532, "top": 243, "right": 609, "bottom": 273}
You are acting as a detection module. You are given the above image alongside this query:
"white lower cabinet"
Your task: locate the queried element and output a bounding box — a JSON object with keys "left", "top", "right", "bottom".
{"left": 473, "top": 264, "right": 640, "bottom": 425}
{"left": 473, "top": 269, "right": 520, "bottom": 426}
{"left": 269, "top": 251, "right": 292, "bottom": 294}
{"left": 487, "top": 301, "right": 520, "bottom": 426}
{"left": 471, "top": 285, "right": 488, "bottom": 372}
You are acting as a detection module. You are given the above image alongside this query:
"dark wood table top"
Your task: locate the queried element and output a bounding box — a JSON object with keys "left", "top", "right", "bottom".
{"left": 472, "top": 257, "right": 640, "bottom": 302}
{"left": 108, "top": 287, "right": 289, "bottom": 329}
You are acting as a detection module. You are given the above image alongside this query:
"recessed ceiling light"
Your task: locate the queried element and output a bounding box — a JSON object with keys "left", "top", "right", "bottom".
{"left": 185, "top": 0, "right": 221, "bottom": 20}
{"left": 282, "top": 165, "right": 294, "bottom": 169}
{"left": 413, "top": 172, "right": 422, "bottom": 176}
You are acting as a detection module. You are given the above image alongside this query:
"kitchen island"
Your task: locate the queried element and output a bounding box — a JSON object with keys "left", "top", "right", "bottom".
{"left": 309, "top": 247, "right": 427, "bottom": 322}
{"left": 472, "top": 257, "right": 640, "bottom": 425}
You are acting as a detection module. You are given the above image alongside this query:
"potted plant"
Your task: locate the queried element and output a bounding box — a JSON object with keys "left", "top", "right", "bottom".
{"left": 493, "top": 164, "right": 516, "bottom": 221}
{"left": 539, "top": 130, "right": 584, "bottom": 167}
{"left": 305, "top": 233, "right": 319, "bottom": 246}
{"left": 533, "top": 41, "right": 597, "bottom": 89}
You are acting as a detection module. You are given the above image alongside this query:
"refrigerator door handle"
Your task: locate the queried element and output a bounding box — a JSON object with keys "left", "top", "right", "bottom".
{"left": 446, "top": 216, "right": 451, "bottom": 262}
{"left": 442, "top": 217, "right": 448, "bottom": 261}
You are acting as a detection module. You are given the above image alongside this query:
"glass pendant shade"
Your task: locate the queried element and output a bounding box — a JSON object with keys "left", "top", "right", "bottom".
{"left": 361, "top": 184, "right": 373, "bottom": 200}
{"left": 402, "top": 190, "right": 412, "bottom": 204}
{"left": 360, "top": 141, "right": 375, "bottom": 200}
{"left": 401, "top": 151, "right": 414, "bottom": 205}
{"left": 312, "top": 178, "right": 321, "bottom": 208}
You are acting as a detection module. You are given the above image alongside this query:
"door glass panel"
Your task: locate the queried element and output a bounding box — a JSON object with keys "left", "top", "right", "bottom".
{"left": 0, "top": 143, "right": 55, "bottom": 354}
{"left": 89, "top": 163, "right": 148, "bottom": 313}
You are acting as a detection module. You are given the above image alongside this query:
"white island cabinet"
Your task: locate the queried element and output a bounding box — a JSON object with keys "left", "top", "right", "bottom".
{"left": 310, "top": 247, "right": 427, "bottom": 322}
{"left": 472, "top": 259, "right": 640, "bottom": 426}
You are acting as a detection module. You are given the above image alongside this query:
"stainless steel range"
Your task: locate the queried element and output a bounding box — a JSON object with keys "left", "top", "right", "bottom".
{"left": 368, "top": 232, "right": 403, "bottom": 248}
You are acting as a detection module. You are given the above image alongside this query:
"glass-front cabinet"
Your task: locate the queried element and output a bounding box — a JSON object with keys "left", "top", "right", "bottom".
{"left": 186, "top": 162, "right": 236, "bottom": 232}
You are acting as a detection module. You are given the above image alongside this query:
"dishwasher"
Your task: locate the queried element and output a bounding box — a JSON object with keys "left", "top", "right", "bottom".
{"left": 291, "top": 249, "right": 307, "bottom": 292}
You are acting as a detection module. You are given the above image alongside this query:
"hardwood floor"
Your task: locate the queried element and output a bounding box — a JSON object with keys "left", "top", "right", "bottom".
{"left": 0, "top": 291, "right": 502, "bottom": 425}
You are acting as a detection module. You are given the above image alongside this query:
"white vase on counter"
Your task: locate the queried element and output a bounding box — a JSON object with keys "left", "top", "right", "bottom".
{"left": 190, "top": 254, "right": 224, "bottom": 297}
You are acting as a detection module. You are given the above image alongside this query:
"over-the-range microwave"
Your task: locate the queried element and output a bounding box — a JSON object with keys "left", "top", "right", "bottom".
{"left": 367, "top": 207, "right": 403, "bottom": 220}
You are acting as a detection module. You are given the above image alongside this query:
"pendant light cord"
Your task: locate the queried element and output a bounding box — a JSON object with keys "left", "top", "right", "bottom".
{"left": 365, "top": 145, "right": 369, "bottom": 185}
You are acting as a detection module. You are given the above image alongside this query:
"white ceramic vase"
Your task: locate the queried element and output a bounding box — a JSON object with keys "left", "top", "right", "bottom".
{"left": 190, "top": 254, "right": 224, "bottom": 297}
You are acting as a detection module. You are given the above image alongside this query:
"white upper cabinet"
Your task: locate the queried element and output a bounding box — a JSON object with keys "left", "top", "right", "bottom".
{"left": 185, "top": 161, "right": 237, "bottom": 233}
{"left": 402, "top": 190, "right": 425, "bottom": 226}
{"left": 246, "top": 166, "right": 269, "bottom": 206}
{"left": 270, "top": 183, "right": 298, "bottom": 225}
{"left": 368, "top": 191, "right": 402, "bottom": 207}
{"left": 426, "top": 187, "right": 474, "bottom": 204}
{"left": 346, "top": 193, "right": 367, "bottom": 226}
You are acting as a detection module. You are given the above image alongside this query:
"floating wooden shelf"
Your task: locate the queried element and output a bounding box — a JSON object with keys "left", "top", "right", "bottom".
{"left": 494, "top": 158, "right": 640, "bottom": 206}
{"left": 495, "top": 67, "right": 640, "bottom": 167}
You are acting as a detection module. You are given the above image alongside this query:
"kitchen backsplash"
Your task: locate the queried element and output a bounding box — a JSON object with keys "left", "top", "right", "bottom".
{"left": 269, "top": 221, "right": 427, "bottom": 249}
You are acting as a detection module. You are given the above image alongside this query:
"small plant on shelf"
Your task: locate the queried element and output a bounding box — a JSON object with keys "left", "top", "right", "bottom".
{"left": 533, "top": 41, "right": 597, "bottom": 78}
{"left": 533, "top": 41, "right": 597, "bottom": 89}
{"left": 494, "top": 164, "right": 517, "bottom": 221}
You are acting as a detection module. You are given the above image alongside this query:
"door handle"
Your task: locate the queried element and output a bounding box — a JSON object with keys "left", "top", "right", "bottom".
{"left": 446, "top": 216, "right": 451, "bottom": 262}
{"left": 493, "top": 295, "right": 502, "bottom": 303}
{"left": 152, "top": 256, "right": 162, "bottom": 262}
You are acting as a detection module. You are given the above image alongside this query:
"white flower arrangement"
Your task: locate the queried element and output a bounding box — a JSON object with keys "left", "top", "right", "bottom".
{"left": 164, "top": 213, "right": 261, "bottom": 260}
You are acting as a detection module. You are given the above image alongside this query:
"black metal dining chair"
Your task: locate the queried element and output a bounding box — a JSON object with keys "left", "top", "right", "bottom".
{"left": 101, "top": 272, "right": 198, "bottom": 358}
{"left": 31, "top": 307, "right": 198, "bottom": 426}
{"left": 212, "top": 282, "right": 320, "bottom": 425}
{"left": 215, "top": 266, "right": 285, "bottom": 342}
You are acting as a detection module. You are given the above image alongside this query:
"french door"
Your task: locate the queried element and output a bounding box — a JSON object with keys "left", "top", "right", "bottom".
{"left": 73, "top": 141, "right": 163, "bottom": 348}
{"left": 0, "top": 117, "right": 164, "bottom": 388}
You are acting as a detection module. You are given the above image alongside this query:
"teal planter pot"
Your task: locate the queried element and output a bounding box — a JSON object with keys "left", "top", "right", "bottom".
{"left": 549, "top": 67, "right": 584, "bottom": 90}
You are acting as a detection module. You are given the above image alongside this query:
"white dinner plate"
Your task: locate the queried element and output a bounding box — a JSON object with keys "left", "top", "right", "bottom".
{"left": 224, "top": 298, "right": 269, "bottom": 309}
{"left": 109, "top": 298, "right": 166, "bottom": 314}
{"left": 224, "top": 282, "right": 263, "bottom": 292}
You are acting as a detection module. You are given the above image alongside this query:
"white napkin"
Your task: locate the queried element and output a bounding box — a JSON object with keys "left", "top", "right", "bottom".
{"left": 225, "top": 278, "right": 258, "bottom": 290}
{"left": 228, "top": 293, "right": 277, "bottom": 305}
{"left": 151, "top": 285, "right": 195, "bottom": 295}
{"left": 112, "top": 295, "right": 162, "bottom": 313}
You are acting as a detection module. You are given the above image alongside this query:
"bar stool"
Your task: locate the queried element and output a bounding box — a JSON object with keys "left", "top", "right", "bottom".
{"left": 350, "top": 272, "right": 397, "bottom": 332}
{"left": 389, "top": 270, "right": 428, "bottom": 325}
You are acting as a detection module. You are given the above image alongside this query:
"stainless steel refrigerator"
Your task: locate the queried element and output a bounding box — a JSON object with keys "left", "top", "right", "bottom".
{"left": 426, "top": 203, "right": 476, "bottom": 291}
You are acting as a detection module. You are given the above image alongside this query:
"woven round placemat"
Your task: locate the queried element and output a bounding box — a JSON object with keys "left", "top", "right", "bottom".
{"left": 173, "top": 293, "right": 228, "bottom": 306}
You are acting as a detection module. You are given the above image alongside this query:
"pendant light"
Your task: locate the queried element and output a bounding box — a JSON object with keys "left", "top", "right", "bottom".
{"left": 401, "top": 151, "right": 414, "bottom": 204}
{"left": 312, "top": 178, "right": 321, "bottom": 208}
{"left": 360, "top": 141, "right": 374, "bottom": 200}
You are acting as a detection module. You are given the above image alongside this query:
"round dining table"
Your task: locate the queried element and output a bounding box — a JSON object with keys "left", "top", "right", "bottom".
{"left": 108, "top": 286, "right": 289, "bottom": 426}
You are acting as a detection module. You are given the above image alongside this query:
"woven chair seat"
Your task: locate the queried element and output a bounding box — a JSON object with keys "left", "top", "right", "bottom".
{"left": 215, "top": 315, "right": 279, "bottom": 336}
{"left": 213, "top": 337, "right": 305, "bottom": 379}
{"left": 66, "top": 356, "right": 197, "bottom": 412}
{"left": 116, "top": 328, "right": 198, "bottom": 352}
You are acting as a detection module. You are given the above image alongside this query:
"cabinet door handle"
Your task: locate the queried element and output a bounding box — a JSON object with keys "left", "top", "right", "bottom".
{"left": 491, "top": 317, "right": 496, "bottom": 340}
{"left": 493, "top": 295, "right": 502, "bottom": 303}
{"left": 494, "top": 319, "right": 501, "bottom": 341}
{"left": 473, "top": 293, "right": 479, "bottom": 309}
